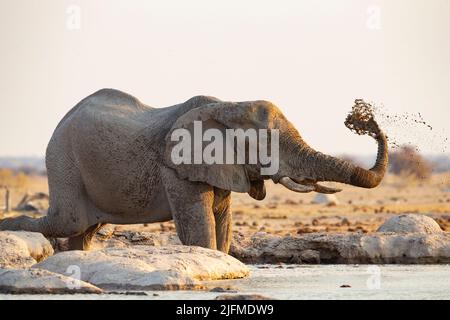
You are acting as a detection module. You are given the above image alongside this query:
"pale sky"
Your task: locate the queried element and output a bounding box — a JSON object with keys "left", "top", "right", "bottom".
{"left": 1, "top": 0, "right": 449, "bottom": 157}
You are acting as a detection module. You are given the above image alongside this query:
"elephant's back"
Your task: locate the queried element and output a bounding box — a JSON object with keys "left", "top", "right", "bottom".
{"left": 45, "top": 89, "right": 158, "bottom": 212}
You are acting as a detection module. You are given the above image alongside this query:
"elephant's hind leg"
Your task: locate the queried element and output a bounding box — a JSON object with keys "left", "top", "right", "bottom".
{"left": 68, "top": 223, "right": 105, "bottom": 251}
{"left": 0, "top": 215, "right": 51, "bottom": 235}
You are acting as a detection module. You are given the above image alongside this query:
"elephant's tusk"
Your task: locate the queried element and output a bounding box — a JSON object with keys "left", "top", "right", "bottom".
{"left": 313, "top": 183, "right": 342, "bottom": 194}
{"left": 279, "top": 177, "right": 315, "bottom": 193}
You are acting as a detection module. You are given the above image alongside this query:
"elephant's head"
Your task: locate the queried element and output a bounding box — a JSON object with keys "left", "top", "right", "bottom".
{"left": 164, "top": 97, "right": 388, "bottom": 200}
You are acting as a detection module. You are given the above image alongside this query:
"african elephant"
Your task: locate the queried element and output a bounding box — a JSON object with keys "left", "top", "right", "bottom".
{"left": 0, "top": 89, "right": 388, "bottom": 252}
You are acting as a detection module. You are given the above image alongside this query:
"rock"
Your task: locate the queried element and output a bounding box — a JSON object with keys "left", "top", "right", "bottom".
{"left": 215, "top": 294, "right": 273, "bottom": 300}
{"left": 209, "top": 286, "right": 238, "bottom": 293}
{"left": 284, "top": 199, "right": 298, "bottom": 205}
{"left": 0, "top": 231, "right": 54, "bottom": 269}
{"left": 230, "top": 232, "right": 450, "bottom": 264}
{"left": 110, "top": 231, "right": 181, "bottom": 247}
{"left": 299, "top": 249, "right": 321, "bottom": 264}
{"left": 35, "top": 245, "right": 249, "bottom": 290}
{"left": 96, "top": 224, "right": 115, "bottom": 239}
{"left": 0, "top": 268, "right": 102, "bottom": 294}
{"left": 312, "top": 194, "right": 339, "bottom": 206}
{"left": 377, "top": 214, "right": 443, "bottom": 234}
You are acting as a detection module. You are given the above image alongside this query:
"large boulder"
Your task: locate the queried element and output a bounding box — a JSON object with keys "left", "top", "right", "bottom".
{"left": 0, "top": 268, "right": 102, "bottom": 294}
{"left": 35, "top": 245, "right": 249, "bottom": 290}
{"left": 0, "top": 231, "right": 54, "bottom": 269}
{"left": 230, "top": 231, "right": 450, "bottom": 264}
{"left": 377, "top": 214, "right": 443, "bottom": 234}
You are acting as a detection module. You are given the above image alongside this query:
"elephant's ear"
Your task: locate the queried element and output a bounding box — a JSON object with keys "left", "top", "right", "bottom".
{"left": 164, "top": 104, "right": 251, "bottom": 193}
{"left": 248, "top": 180, "right": 266, "bottom": 200}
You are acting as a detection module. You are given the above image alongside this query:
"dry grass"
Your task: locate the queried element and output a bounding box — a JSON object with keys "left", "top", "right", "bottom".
{"left": 1, "top": 170, "right": 449, "bottom": 235}
{"left": 0, "top": 170, "right": 48, "bottom": 211}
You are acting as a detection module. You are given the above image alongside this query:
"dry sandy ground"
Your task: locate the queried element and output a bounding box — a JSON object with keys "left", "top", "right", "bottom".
{"left": 1, "top": 173, "right": 450, "bottom": 238}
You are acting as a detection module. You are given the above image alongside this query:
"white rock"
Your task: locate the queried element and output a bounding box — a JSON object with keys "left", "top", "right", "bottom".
{"left": 0, "top": 268, "right": 102, "bottom": 294}
{"left": 0, "top": 231, "right": 54, "bottom": 269}
{"left": 311, "top": 194, "right": 339, "bottom": 206}
{"left": 377, "top": 214, "right": 443, "bottom": 234}
{"left": 230, "top": 232, "right": 450, "bottom": 264}
{"left": 35, "top": 245, "right": 249, "bottom": 290}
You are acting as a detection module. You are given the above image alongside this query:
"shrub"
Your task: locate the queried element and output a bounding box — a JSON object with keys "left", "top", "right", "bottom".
{"left": 389, "top": 145, "right": 433, "bottom": 179}
{"left": 0, "top": 168, "right": 29, "bottom": 189}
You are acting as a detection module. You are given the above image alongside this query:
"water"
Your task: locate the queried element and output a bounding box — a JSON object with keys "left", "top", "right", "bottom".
{"left": 1, "top": 265, "right": 450, "bottom": 300}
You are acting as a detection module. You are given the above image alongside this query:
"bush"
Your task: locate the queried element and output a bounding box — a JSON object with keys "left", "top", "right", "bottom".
{"left": 0, "top": 168, "right": 29, "bottom": 189}
{"left": 389, "top": 146, "right": 433, "bottom": 179}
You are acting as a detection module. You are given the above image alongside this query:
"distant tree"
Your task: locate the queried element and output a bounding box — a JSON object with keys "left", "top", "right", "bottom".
{"left": 389, "top": 145, "right": 433, "bottom": 179}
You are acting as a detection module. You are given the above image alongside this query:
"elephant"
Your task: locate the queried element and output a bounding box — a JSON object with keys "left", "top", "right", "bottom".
{"left": 0, "top": 89, "right": 388, "bottom": 253}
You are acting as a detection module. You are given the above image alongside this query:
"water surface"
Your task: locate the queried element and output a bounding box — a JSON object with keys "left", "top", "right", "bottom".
{"left": 1, "top": 265, "right": 449, "bottom": 300}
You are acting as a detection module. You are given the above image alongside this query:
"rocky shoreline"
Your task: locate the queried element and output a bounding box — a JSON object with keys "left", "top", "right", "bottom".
{"left": 1, "top": 214, "right": 449, "bottom": 295}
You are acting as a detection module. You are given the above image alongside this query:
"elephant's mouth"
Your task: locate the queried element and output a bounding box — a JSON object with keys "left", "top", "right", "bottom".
{"left": 278, "top": 176, "right": 342, "bottom": 194}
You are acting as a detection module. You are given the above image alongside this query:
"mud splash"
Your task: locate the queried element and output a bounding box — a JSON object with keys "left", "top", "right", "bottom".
{"left": 344, "top": 99, "right": 380, "bottom": 138}
{"left": 345, "top": 99, "right": 448, "bottom": 153}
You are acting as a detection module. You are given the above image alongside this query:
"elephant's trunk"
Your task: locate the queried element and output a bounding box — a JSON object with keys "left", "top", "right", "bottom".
{"left": 304, "top": 132, "right": 388, "bottom": 188}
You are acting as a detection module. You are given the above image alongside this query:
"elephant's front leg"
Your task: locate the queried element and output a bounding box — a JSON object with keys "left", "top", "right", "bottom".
{"left": 161, "top": 167, "right": 217, "bottom": 250}
{"left": 214, "top": 188, "right": 232, "bottom": 253}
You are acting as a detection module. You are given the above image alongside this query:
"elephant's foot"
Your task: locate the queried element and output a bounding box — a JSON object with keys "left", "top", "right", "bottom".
{"left": 68, "top": 223, "right": 105, "bottom": 251}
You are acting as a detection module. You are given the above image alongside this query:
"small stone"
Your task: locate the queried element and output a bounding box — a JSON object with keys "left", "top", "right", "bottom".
{"left": 215, "top": 294, "right": 272, "bottom": 300}
{"left": 209, "top": 286, "right": 237, "bottom": 293}
{"left": 299, "top": 250, "right": 321, "bottom": 264}
{"left": 96, "top": 225, "right": 115, "bottom": 239}
{"left": 312, "top": 194, "right": 339, "bottom": 206}
{"left": 340, "top": 284, "right": 351, "bottom": 288}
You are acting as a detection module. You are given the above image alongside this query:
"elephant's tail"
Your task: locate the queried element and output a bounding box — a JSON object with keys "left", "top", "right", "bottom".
{"left": 0, "top": 215, "right": 51, "bottom": 236}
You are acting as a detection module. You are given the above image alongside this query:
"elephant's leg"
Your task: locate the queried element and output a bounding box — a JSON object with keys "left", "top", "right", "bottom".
{"left": 68, "top": 223, "right": 105, "bottom": 251}
{"left": 161, "top": 167, "right": 217, "bottom": 250}
{"left": 213, "top": 189, "right": 232, "bottom": 253}
{"left": 0, "top": 215, "right": 52, "bottom": 235}
{"left": 5, "top": 164, "right": 99, "bottom": 239}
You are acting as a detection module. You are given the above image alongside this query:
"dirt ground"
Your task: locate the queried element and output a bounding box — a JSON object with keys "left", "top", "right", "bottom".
{"left": 1, "top": 173, "right": 450, "bottom": 238}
